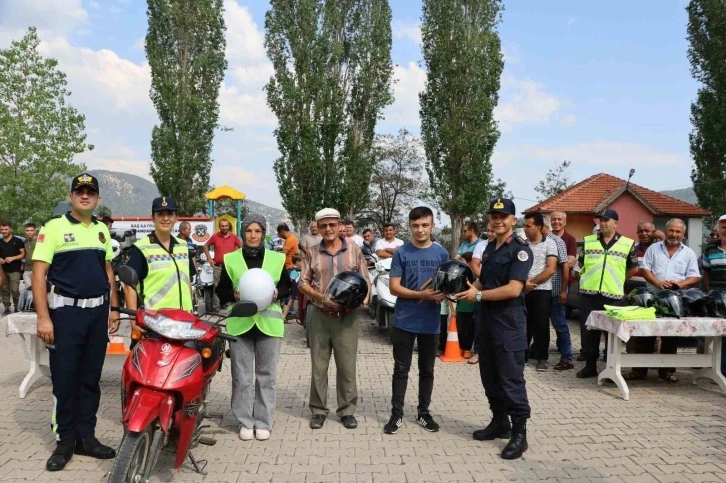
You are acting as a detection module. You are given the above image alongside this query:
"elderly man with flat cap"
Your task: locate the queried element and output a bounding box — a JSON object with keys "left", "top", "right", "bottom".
{"left": 299, "top": 208, "right": 370, "bottom": 430}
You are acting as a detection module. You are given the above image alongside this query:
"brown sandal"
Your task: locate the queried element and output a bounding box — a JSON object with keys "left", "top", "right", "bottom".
{"left": 659, "top": 373, "right": 678, "bottom": 383}
{"left": 467, "top": 354, "right": 479, "bottom": 364}
{"left": 623, "top": 372, "right": 645, "bottom": 381}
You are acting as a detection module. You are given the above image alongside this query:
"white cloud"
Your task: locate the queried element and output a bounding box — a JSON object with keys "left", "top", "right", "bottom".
{"left": 560, "top": 113, "right": 577, "bottom": 127}
{"left": 393, "top": 20, "right": 421, "bottom": 45}
{"left": 493, "top": 141, "right": 684, "bottom": 170}
{"left": 211, "top": 165, "right": 277, "bottom": 190}
{"left": 224, "top": 0, "right": 268, "bottom": 65}
{"left": 380, "top": 61, "right": 426, "bottom": 131}
{"left": 0, "top": 0, "right": 88, "bottom": 35}
{"left": 495, "top": 76, "right": 563, "bottom": 133}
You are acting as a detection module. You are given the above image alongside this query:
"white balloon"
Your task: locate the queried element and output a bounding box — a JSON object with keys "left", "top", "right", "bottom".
{"left": 238, "top": 268, "right": 276, "bottom": 312}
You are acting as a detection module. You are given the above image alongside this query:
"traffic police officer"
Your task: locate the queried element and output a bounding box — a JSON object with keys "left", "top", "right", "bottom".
{"left": 124, "top": 196, "right": 196, "bottom": 321}
{"left": 575, "top": 209, "right": 638, "bottom": 378}
{"left": 456, "top": 198, "right": 533, "bottom": 460}
{"left": 33, "top": 173, "right": 120, "bottom": 471}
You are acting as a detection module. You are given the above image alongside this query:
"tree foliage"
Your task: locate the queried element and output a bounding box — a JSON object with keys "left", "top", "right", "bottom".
{"left": 420, "top": 0, "right": 504, "bottom": 255}
{"left": 687, "top": 0, "right": 726, "bottom": 221}
{"left": 96, "top": 205, "right": 112, "bottom": 219}
{"left": 356, "top": 129, "right": 425, "bottom": 235}
{"left": 265, "top": 0, "right": 394, "bottom": 228}
{"left": 146, "top": 0, "right": 227, "bottom": 216}
{"left": 534, "top": 160, "right": 573, "bottom": 201}
{"left": 0, "top": 28, "right": 91, "bottom": 227}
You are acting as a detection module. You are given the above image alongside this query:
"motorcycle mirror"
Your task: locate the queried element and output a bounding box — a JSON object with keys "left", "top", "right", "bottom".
{"left": 117, "top": 265, "right": 139, "bottom": 288}
{"left": 229, "top": 301, "right": 258, "bottom": 318}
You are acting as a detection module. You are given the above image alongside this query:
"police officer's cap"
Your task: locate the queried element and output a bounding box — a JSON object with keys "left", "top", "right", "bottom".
{"left": 487, "top": 198, "right": 516, "bottom": 216}
{"left": 597, "top": 208, "right": 619, "bottom": 221}
{"left": 152, "top": 196, "right": 178, "bottom": 213}
{"left": 71, "top": 173, "right": 100, "bottom": 193}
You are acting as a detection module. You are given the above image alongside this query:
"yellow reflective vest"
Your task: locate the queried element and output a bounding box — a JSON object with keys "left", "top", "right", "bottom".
{"left": 224, "top": 249, "right": 285, "bottom": 337}
{"left": 134, "top": 236, "right": 193, "bottom": 310}
{"left": 580, "top": 234, "right": 634, "bottom": 299}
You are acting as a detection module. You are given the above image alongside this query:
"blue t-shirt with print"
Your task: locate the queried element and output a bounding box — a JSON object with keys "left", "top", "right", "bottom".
{"left": 390, "top": 242, "right": 450, "bottom": 334}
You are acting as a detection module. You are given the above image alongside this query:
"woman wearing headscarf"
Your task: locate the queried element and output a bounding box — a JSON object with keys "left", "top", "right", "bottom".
{"left": 216, "top": 214, "right": 292, "bottom": 441}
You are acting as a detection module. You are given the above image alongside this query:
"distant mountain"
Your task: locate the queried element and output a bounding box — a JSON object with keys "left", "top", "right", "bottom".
{"left": 55, "top": 170, "right": 288, "bottom": 229}
{"left": 660, "top": 186, "right": 698, "bottom": 206}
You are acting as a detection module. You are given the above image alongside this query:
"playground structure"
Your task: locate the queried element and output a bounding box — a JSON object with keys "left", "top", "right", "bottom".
{"left": 205, "top": 185, "right": 246, "bottom": 235}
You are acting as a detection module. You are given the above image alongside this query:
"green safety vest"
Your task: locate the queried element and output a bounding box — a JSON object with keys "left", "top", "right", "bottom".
{"left": 580, "top": 234, "right": 634, "bottom": 298}
{"left": 135, "top": 236, "right": 193, "bottom": 310}
{"left": 224, "top": 249, "right": 285, "bottom": 337}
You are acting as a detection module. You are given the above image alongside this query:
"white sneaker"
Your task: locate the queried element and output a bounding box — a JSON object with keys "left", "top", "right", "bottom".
{"left": 239, "top": 427, "right": 254, "bottom": 441}
{"left": 255, "top": 429, "right": 271, "bottom": 441}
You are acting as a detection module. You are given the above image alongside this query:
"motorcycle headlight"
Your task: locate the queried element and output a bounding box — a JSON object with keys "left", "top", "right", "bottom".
{"left": 143, "top": 314, "right": 207, "bottom": 340}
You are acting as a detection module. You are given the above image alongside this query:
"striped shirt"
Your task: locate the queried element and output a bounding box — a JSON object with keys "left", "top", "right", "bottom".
{"left": 301, "top": 237, "right": 369, "bottom": 308}
{"left": 548, "top": 233, "right": 568, "bottom": 295}
{"left": 703, "top": 242, "right": 726, "bottom": 290}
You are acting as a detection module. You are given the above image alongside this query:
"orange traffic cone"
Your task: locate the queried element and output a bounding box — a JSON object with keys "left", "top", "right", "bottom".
{"left": 440, "top": 314, "right": 465, "bottom": 362}
{"left": 107, "top": 336, "right": 130, "bottom": 355}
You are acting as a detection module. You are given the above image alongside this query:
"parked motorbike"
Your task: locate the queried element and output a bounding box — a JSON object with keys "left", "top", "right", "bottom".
{"left": 192, "top": 253, "right": 215, "bottom": 314}
{"left": 107, "top": 265, "right": 257, "bottom": 482}
{"left": 110, "top": 228, "right": 135, "bottom": 308}
{"left": 368, "top": 257, "right": 397, "bottom": 340}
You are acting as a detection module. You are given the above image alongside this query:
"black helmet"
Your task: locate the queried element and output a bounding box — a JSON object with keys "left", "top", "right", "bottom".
{"left": 653, "top": 289, "right": 685, "bottom": 318}
{"left": 324, "top": 271, "right": 369, "bottom": 309}
{"left": 432, "top": 260, "right": 474, "bottom": 299}
{"left": 18, "top": 289, "right": 35, "bottom": 312}
{"left": 680, "top": 288, "right": 709, "bottom": 317}
{"left": 706, "top": 290, "right": 726, "bottom": 318}
{"left": 628, "top": 287, "right": 654, "bottom": 308}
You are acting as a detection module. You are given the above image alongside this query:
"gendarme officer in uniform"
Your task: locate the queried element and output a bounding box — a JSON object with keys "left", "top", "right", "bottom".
{"left": 456, "top": 198, "right": 533, "bottom": 460}
{"left": 32, "top": 173, "right": 120, "bottom": 471}
{"left": 124, "top": 196, "right": 196, "bottom": 321}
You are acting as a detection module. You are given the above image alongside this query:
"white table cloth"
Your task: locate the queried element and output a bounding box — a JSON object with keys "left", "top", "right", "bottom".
{"left": 586, "top": 311, "right": 726, "bottom": 400}
{"left": 3, "top": 312, "right": 130, "bottom": 398}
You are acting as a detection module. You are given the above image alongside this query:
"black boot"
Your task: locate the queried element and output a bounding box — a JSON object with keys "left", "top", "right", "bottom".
{"left": 501, "top": 417, "right": 528, "bottom": 460}
{"left": 46, "top": 441, "right": 74, "bottom": 471}
{"left": 473, "top": 412, "right": 511, "bottom": 441}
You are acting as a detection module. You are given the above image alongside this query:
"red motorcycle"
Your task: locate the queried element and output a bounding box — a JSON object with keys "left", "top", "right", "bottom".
{"left": 107, "top": 266, "right": 256, "bottom": 482}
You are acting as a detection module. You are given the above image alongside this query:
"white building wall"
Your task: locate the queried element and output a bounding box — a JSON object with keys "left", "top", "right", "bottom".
{"left": 687, "top": 217, "right": 704, "bottom": 257}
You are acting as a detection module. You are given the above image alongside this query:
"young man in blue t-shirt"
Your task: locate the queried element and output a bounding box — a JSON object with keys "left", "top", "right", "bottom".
{"left": 385, "top": 206, "right": 449, "bottom": 434}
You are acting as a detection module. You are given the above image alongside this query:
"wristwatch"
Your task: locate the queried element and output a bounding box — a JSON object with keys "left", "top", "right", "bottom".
{"left": 475, "top": 291, "right": 482, "bottom": 302}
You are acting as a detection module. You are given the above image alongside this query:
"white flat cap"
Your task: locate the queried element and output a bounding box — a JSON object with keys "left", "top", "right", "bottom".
{"left": 719, "top": 214, "right": 726, "bottom": 223}
{"left": 315, "top": 208, "right": 341, "bottom": 221}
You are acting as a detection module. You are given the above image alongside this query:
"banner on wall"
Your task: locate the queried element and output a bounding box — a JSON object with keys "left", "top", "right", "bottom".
{"left": 110, "top": 218, "right": 215, "bottom": 246}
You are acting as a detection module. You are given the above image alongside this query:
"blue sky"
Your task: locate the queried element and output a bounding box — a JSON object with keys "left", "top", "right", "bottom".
{"left": 0, "top": 0, "right": 697, "bottom": 218}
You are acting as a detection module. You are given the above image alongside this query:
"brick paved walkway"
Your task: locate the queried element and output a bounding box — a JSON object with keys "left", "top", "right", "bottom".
{"left": 2, "top": 311, "right": 726, "bottom": 482}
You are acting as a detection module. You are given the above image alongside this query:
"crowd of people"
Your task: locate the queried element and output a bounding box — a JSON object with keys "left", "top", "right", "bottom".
{"left": 3, "top": 171, "right": 726, "bottom": 471}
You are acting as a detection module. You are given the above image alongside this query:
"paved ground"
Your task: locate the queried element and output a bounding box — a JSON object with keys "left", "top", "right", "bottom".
{"left": 2, "top": 310, "right": 726, "bottom": 482}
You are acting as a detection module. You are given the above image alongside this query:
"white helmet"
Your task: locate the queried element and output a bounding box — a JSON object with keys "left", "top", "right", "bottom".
{"left": 238, "top": 268, "right": 275, "bottom": 312}
{"left": 111, "top": 239, "right": 121, "bottom": 259}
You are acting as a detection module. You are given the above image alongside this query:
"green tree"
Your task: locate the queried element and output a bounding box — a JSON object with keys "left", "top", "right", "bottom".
{"left": 0, "top": 28, "right": 91, "bottom": 227}
{"left": 96, "top": 205, "right": 112, "bottom": 219}
{"left": 146, "top": 0, "right": 227, "bottom": 216}
{"left": 534, "top": 160, "right": 573, "bottom": 201}
{"left": 687, "top": 0, "right": 726, "bottom": 222}
{"left": 265, "top": 0, "right": 394, "bottom": 228}
{"left": 356, "top": 129, "right": 424, "bottom": 235}
{"left": 420, "top": 0, "right": 504, "bottom": 255}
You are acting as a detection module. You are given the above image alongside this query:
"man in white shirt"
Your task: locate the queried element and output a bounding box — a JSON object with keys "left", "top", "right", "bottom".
{"left": 627, "top": 218, "right": 701, "bottom": 383}
{"left": 471, "top": 223, "right": 495, "bottom": 278}
{"left": 344, "top": 220, "right": 364, "bottom": 247}
{"left": 375, "top": 223, "right": 404, "bottom": 259}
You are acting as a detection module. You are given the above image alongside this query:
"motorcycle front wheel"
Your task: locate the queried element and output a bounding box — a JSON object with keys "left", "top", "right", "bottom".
{"left": 107, "top": 428, "right": 152, "bottom": 483}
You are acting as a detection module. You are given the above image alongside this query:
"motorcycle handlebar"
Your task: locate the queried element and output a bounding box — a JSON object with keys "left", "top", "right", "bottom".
{"left": 112, "top": 306, "right": 138, "bottom": 317}
{"left": 217, "top": 332, "right": 237, "bottom": 342}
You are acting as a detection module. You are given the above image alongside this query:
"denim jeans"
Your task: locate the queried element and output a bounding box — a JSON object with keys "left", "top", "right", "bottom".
{"left": 550, "top": 296, "right": 572, "bottom": 362}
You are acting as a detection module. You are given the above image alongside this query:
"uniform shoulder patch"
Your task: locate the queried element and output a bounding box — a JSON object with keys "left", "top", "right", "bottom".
{"left": 517, "top": 250, "right": 529, "bottom": 262}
